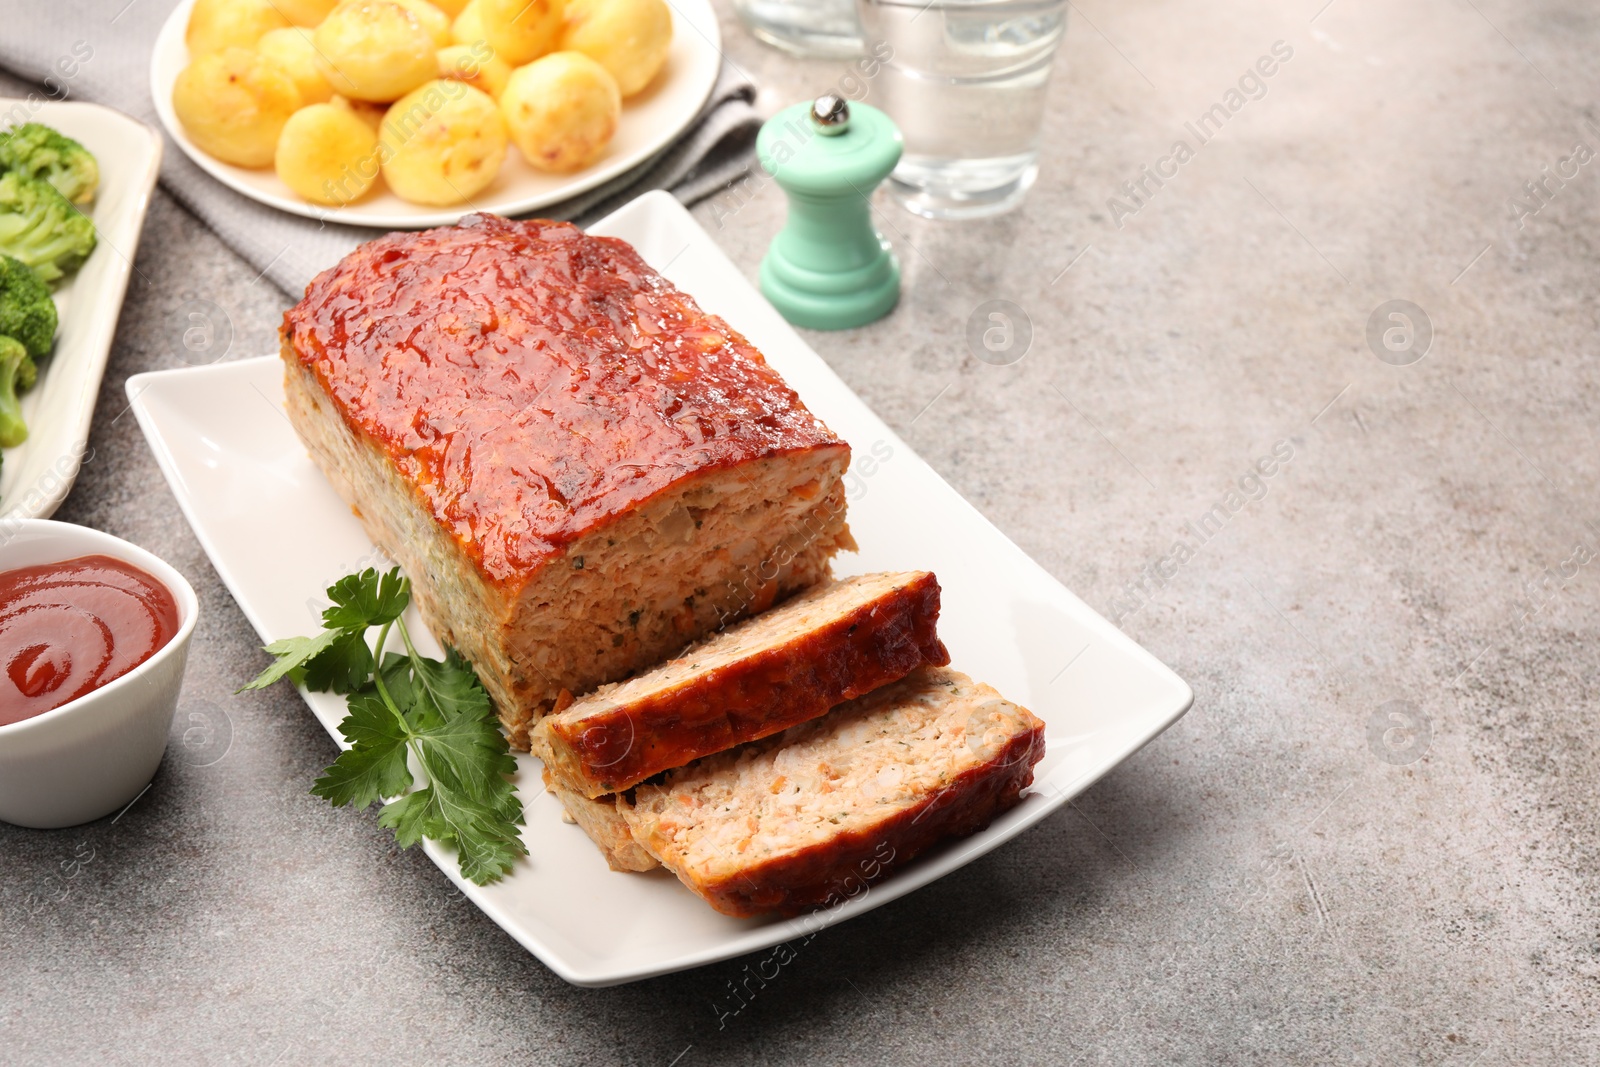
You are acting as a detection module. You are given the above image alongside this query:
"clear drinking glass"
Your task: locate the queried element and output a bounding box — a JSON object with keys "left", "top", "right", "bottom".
{"left": 734, "top": 0, "right": 865, "bottom": 59}
{"left": 858, "top": 0, "right": 1067, "bottom": 219}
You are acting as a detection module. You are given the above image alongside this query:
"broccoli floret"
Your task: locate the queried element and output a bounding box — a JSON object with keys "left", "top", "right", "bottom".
{"left": 0, "top": 335, "right": 36, "bottom": 448}
{"left": 0, "top": 172, "right": 96, "bottom": 285}
{"left": 0, "top": 254, "right": 57, "bottom": 357}
{"left": 0, "top": 123, "right": 99, "bottom": 205}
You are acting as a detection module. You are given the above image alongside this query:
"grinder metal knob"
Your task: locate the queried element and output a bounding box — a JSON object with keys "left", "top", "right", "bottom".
{"left": 810, "top": 94, "right": 851, "bottom": 135}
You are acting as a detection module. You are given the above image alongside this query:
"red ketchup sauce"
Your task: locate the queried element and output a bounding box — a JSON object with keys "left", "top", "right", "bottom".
{"left": 0, "top": 554, "right": 179, "bottom": 727}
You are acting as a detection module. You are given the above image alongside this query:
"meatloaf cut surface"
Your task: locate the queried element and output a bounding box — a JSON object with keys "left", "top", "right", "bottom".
{"left": 544, "top": 770, "right": 659, "bottom": 872}
{"left": 620, "top": 666, "right": 1046, "bottom": 917}
{"left": 281, "top": 214, "right": 854, "bottom": 747}
{"left": 532, "top": 571, "right": 950, "bottom": 798}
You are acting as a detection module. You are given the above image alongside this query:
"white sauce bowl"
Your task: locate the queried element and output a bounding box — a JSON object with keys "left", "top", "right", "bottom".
{"left": 0, "top": 520, "right": 199, "bottom": 828}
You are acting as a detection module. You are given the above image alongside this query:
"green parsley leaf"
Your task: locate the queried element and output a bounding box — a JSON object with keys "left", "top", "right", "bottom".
{"left": 409, "top": 645, "right": 490, "bottom": 717}
{"left": 321, "top": 567, "right": 410, "bottom": 631}
{"left": 239, "top": 567, "right": 525, "bottom": 886}
{"left": 238, "top": 629, "right": 343, "bottom": 691}
{"left": 300, "top": 628, "right": 374, "bottom": 694}
{"left": 408, "top": 679, "right": 522, "bottom": 828}
{"left": 239, "top": 569, "right": 405, "bottom": 694}
{"left": 378, "top": 755, "right": 525, "bottom": 885}
{"left": 378, "top": 784, "right": 447, "bottom": 847}
{"left": 311, "top": 691, "right": 414, "bottom": 809}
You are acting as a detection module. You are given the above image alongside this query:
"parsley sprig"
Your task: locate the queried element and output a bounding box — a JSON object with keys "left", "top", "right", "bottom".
{"left": 241, "top": 568, "right": 525, "bottom": 884}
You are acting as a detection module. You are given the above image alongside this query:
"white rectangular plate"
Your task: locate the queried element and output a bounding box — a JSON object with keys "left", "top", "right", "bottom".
{"left": 2, "top": 99, "right": 161, "bottom": 519}
{"left": 127, "top": 190, "right": 1191, "bottom": 986}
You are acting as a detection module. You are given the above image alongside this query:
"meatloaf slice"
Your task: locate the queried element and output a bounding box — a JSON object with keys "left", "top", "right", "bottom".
{"left": 620, "top": 666, "right": 1046, "bottom": 918}
{"left": 544, "top": 770, "right": 659, "bottom": 872}
{"left": 531, "top": 571, "right": 950, "bottom": 798}
{"left": 281, "top": 215, "right": 854, "bottom": 748}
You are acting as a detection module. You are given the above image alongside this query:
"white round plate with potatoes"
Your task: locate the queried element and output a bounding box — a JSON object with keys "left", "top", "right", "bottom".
{"left": 149, "top": 0, "right": 722, "bottom": 229}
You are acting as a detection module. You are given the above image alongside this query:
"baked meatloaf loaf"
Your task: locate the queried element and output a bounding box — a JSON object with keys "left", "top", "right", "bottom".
{"left": 617, "top": 666, "right": 1046, "bottom": 917}
{"left": 531, "top": 571, "right": 949, "bottom": 798}
{"left": 281, "top": 215, "right": 855, "bottom": 747}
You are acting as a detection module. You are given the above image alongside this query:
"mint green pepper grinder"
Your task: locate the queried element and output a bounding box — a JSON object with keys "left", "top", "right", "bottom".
{"left": 758, "top": 95, "right": 903, "bottom": 330}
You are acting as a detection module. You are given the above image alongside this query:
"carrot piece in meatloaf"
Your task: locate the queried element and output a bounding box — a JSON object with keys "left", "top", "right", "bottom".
{"left": 280, "top": 215, "right": 855, "bottom": 748}
{"left": 618, "top": 666, "right": 1046, "bottom": 918}
{"left": 532, "top": 571, "right": 950, "bottom": 798}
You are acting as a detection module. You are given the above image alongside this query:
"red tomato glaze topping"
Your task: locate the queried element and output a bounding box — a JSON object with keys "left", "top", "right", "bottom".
{"left": 0, "top": 554, "right": 179, "bottom": 727}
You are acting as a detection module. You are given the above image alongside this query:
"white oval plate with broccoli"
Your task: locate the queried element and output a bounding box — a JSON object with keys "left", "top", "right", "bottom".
{"left": 0, "top": 100, "right": 161, "bottom": 520}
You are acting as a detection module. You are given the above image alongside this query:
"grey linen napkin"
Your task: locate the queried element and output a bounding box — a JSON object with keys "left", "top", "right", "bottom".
{"left": 0, "top": 0, "right": 760, "bottom": 295}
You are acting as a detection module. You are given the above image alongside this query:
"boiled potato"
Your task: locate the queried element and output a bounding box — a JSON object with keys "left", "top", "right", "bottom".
{"left": 258, "top": 27, "right": 335, "bottom": 105}
{"left": 429, "top": 0, "right": 471, "bottom": 15}
{"left": 437, "top": 43, "right": 511, "bottom": 97}
{"left": 381, "top": 80, "right": 507, "bottom": 203}
{"left": 451, "top": 0, "right": 486, "bottom": 44}
{"left": 274, "top": 0, "right": 340, "bottom": 26}
{"left": 331, "top": 94, "right": 388, "bottom": 132}
{"left": 391, "top": 0, "right": 453, "bottom": 46}
{"left": 172, "top": 48, "right": 301, "bottom": 167}
{"left": 499, "top": 51, "right": 618, "bottom": 173}
{"left": 479, "top": 0, "right": 563, "bottom": 65}
{"left": 561, "top": 0, "right": 670, "bottom": 97}
{"left": 276, "top": 103, "right": 382, "bottom": 204}
{"left": 185, "top": 0, "right": 288, "bottom": 54}
{"left": 313, "top": 1, "right": 438, "bottom": 102}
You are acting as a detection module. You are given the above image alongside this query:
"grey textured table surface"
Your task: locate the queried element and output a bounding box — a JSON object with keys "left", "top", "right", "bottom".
{"left": 5, "top": 2, "right": 1599, "bottom": 1064}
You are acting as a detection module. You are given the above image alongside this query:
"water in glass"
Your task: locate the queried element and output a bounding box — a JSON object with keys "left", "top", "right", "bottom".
{"left": 859, "top": 0, "right": 1067, "bottom": 219}
{"left": 735, "top": 0, "right": 865, "bottom": 58}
